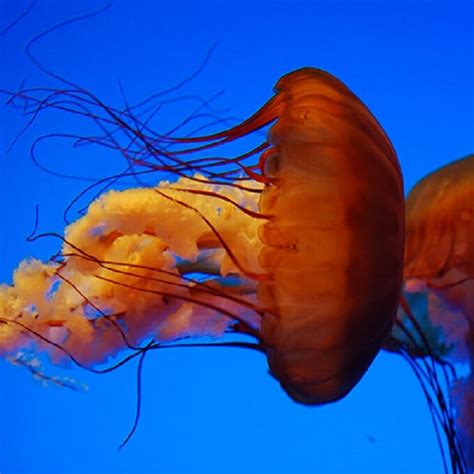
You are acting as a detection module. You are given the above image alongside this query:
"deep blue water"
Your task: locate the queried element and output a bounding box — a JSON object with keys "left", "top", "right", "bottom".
{"left": 1, "top": 1, "right": 473, "bottom": 473}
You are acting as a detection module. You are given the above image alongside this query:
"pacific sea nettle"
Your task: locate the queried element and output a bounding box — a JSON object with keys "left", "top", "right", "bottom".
{"left": 393, "top": 154, "right": 474, "bottom": 469}
{"left": 0, "top": 68, "right": 405, "bottom": 405}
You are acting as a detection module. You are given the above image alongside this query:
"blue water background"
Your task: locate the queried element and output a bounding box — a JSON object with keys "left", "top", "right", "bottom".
{"left": 1, "top": 1, "right": 473, "bottom": 473}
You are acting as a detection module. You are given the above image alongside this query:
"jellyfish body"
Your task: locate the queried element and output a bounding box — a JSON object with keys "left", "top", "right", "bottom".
{"left": 405, "top": 154, "right": 474, "bottom": 286}
{"left": 253, "top": 69, "right": 405, "bottom": 403}
{"left": 394, "top": 154, "right": 474, "bottom": 470}
{"left": 0, "top": 68, "right": 405, "bottom": 406}
{"left": 402, "top": 154, "right": 474, "bottom": 360}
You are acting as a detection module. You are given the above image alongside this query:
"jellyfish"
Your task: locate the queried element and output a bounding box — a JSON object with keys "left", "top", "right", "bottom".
{"left": 391, "top": 154, "right": 474, "bottom": 471}
{"left": 0, "top": 67, "right": 406, "bottom": 409}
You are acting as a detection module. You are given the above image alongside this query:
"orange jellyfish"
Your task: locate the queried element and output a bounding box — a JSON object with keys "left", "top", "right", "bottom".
{"left": 0, "top": 68, "right": 405, "bottom": 409}
{"left": 392, "top": 154, "right": 474, "bottom": 471}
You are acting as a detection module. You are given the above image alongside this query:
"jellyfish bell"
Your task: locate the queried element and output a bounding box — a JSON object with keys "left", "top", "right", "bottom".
{"left": 1, "top": 68, "right": 404, "bottom": 407}
{"left": 404, "top": 154, "right": 474, "bottom": 321}
{"left": 254, "top": 68, "right": 404, "bottom": 404}
{"left": 401, "top": 154, "right": 474, "bottom": 363}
